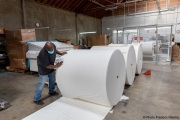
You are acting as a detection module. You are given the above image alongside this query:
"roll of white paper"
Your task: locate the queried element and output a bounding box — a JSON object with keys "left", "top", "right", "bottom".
{"left": 132, "top": 43, "right": 143, "bottom": 74}
{"left": 141, "top": 41, "right": 156, "bottom": 55}
{"left": 92, "top": 44, "right": 136, "bottom": 85}
{"left": 56, "top": 49, "right": 126, "bottom": 107}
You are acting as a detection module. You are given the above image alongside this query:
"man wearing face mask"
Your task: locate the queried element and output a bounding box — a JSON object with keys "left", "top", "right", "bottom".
{"left": 34, "top": 42, "right": 67, "bottom": 105}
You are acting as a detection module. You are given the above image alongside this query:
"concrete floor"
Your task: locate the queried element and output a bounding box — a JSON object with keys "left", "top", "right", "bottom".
{"left": 0, "top": 62, "right": 180, "bottom": 120}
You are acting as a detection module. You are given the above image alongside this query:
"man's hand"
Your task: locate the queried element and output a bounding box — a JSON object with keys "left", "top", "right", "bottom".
{"left": 61, "top": 52, "right": 67, "bottom": 55}
{"left": 56, "top": 50, "right": 67, "bottom": 56}
{"left": 56, "top": 61, "right": 63, "bottom": 68}
{"left": 46, "top": 61, "right": 63, "bottom": 69}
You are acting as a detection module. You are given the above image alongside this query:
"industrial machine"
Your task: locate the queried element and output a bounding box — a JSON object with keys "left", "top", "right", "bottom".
{"left": 26, "top": 41, "right": 74, "bottom": 72}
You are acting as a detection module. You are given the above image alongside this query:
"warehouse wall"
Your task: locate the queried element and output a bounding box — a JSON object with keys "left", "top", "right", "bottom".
{"left": 0, "top": 0, "right": 101, "bottom": 45}
{"left": 0, "top": 0, "right": 23, "bottom": 29}
{"left": 102, "top": 9, "right": 180, "bottom": 42}
{"left": 24, "top": 0, "right": 76, "bottom": 42}
{"left": 77, "top": 15, "right": 101, "bottom": 34}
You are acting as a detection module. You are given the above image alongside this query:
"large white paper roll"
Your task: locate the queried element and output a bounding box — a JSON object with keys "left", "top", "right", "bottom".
{"left": 91, "top": 44, "right": 136, "bottom": 85}
{"left": 141, "top": 41, "right": 156, "bottom": 55}
{"left": 132, "top": 43, "right": 143, "bottom": 74}
{"left": 56, "top": 49, "right": 126, "bottom": 106}
{"left": 22, "top": 97, "right": 112, "bottom": 120}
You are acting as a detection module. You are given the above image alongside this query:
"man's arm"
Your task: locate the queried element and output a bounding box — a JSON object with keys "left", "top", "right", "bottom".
{"left": 56, "top": 50, "right": 67, "bottom": 56}
{"left": 46, "top": 62, "right": 63, "bottom": 69}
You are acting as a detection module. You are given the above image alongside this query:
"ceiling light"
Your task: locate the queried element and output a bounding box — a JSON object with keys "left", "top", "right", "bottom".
{"left": 53, "top": 29, "right": 71, "bottom": 31}
{"left": 105, "top": 6, "right": 118, "bottom": 11}
{"left": 144, "top": 27, "right": 171, "bottom": 31}
{"left": 79, "top": 31, "right": 97, "bottom": 35}
{"left": 125, "top": 30, "right": 137, "bottom": 32}
{"left": 113, "top": 30, "right": 123, "bottom": 33}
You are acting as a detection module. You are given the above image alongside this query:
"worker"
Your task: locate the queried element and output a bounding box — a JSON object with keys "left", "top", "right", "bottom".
{"left": 172, "top": 34, "right": 175, "bottom": 46}
{"left": 34, "top": 42, "right": 67, "bottom": 105}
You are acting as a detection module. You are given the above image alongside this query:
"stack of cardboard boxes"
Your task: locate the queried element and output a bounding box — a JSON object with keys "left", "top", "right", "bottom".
{"left": 172, "top": 45, "right": 180, "bottom": 61}
{"left": 85, "top": 34, "right": 111, "bottom": 46}
{"left": 5, "top": 29, "right": 36, "bottom": 70}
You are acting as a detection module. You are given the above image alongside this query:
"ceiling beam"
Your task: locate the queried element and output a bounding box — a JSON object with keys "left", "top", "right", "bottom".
{"left": 89, "top": 0, "right": 106, "bottom": 7}
{"left": 77, "top": 1, "right": 93, "bottom": 13}
{"left": 53, "top": 0, "right": 61, "bottom": 7}
{"left": 105, "top": 0, "right": 114, "bottom": 4}
{"left": 75, "top": 1, "right": 89, "bottom": 13}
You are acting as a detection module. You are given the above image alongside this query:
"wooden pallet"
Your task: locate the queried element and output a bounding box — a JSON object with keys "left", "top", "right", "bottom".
{"left": 6, "top": 66, "right": 27, "bottom": 73}
{"left": 172, "top": 56, "right": 180, "bottom": 61}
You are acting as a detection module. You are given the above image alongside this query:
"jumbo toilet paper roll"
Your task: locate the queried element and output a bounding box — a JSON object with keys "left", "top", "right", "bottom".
{"left": 132, "top": 43, "right": 143, "bottom": 74}
{"left": 91, "top": 44, "right": 136, "bottom": 85}
{"left": 109, "top": 44, "right": 136, "bottom": 85}
{"left": 141, "top": 41, "right": 156, "bottom": 55}
{"left": 56, "top": 49, "right": 126, "bottom": 106}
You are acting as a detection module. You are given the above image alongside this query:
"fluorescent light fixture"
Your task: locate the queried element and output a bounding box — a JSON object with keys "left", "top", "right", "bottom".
{"left": 107, "top": 28, "right": 117, "bottom": 30}
{"left": 53, "top": 29, "right": 71, "bottom": 31}
{"left": 113, "top": 30, "right": 137, "bottom": 33}
{"left": 113, "top": 30, "right": 123, "bottom": 33}
{"left": 125, "top": 30, "right": 137, "bottom": 33}
{"left": 105, "top": 6, "right": 118, "bottom": 11}
{"left": 35, "top": 27, "right": 49, "bottom": 30}
{"left": 144, "top": 27, "right": 171, "bottom": 31}
{"left": 79, "top": 31, "right": 97, "bottom": 35}
{"left": 106, "top": 27, "right": 123, "bottom": 30}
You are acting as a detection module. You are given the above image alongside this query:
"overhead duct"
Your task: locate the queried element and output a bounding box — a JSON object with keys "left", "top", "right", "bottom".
{"left": 89, "top": 0, "right": 105, "bottom": 7}
{"left": 125, "top": 0, "right": 143, "bottom": 3}
{"left": 89, "top": 0, "right": 120, "bottom": 11}
{"left": 128, "top": 9, "right": 169, "bottom": 16}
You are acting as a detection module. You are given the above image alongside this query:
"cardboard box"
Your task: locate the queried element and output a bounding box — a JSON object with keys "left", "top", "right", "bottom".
{"left": 6, "top": 43, "right": 27, "bottom": 59}
{"left": 172, "top": 56, "right": 180, "bottom": 61}
{"left": 172, "top": 53, "right": 179, "bottom": 57}
{"left": 172, "top": 45, "right": 180, "bottom": 59}
{"left": 56, "top": 38, "right": 72, "bottom": 45}
{"left": 172, "top": 45, "right": 180, "bottom": 60}
{"left": 96, "top": 34, "right": 109, "bottom": 45}
{"left": 86, "top": 36, "right": 96, "bottom": 46}
{"left": 172, "top": 45, "right": 179, "bottom": 53}
{"left": 86, "top": 34, "right": 110, "bottom": 46}
{"left": 5, "top": 29, "right": 36, "bottom": 44}
{"left": 0, "top": 27, "right": 4, "bottom": 34}
{"left": 66, "top": 40, "right": 72, "bottom": 45}
{"left": 73, "top": 45, "right": 84, "bottom": 49}
{"left": 9, "top": 58, "right": 27, "bottom": 70}
{"left": 21, "top": 29, "right": 36, "bottom": 41}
